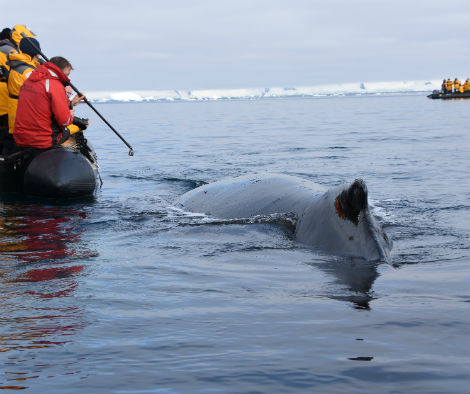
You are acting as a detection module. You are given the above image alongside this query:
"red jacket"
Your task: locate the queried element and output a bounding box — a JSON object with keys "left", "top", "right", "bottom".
{"left": 14, "top": 62, "right": 73, "bottom": 149}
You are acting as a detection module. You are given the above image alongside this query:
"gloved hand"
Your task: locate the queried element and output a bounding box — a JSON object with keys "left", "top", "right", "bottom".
{"left": 73, "top": 116, "right": 89, "bottom": 131}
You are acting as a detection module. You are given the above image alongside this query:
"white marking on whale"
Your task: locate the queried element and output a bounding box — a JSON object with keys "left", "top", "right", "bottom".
{"left": 175, "top": 174, "right": 392, "bottom": 263}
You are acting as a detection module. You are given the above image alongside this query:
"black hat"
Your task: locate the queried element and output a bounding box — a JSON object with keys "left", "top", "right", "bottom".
{"left": 19, "top": 37, "right": 40, "bottom": 57}
{"left": 0, "top": 28, "right": 12, "bottom": 40}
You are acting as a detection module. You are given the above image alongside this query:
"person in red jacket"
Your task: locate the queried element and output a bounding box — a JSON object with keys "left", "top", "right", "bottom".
{"left": 14, "top": 56, "right": 86, "bottom": 150}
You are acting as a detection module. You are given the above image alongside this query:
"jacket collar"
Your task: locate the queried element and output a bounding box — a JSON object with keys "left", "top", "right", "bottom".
{"left": 43, "top": 62, "right": 71, "bottom": 85}
{"left": 8, "top": 51, "right": 39, "bottom": 67}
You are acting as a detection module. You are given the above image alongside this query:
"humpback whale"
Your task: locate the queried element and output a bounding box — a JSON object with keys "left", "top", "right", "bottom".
{"left": 175, "top": 174, "right": 392, "bottom": 263}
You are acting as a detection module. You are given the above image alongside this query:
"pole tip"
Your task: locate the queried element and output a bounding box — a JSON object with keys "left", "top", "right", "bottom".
{"left": 128, "top": 149, "right": 134, "bottom": 156}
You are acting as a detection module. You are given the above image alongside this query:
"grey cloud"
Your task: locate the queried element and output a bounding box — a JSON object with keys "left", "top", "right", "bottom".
{"left": 4, "top": 0, "right": 469, "bottom": 90}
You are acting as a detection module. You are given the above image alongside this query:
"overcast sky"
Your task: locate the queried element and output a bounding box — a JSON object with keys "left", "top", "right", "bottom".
{"left": 5, "top": 0, "right": 469, "bottom": 91}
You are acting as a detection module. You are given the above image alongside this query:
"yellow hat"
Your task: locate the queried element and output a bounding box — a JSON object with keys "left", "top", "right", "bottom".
{"left": 10, "top": 25, "right": 35, "bottom": 47}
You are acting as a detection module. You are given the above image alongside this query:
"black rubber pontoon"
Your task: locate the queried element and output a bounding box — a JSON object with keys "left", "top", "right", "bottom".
{"left": 427, "top": 90, "right": 470, "bottom": 99}
{"left": 23, "top": 148, "right": 98, "bottom": 197}
{"left": 0, "top": 140, "right": 100, "bottom": 198}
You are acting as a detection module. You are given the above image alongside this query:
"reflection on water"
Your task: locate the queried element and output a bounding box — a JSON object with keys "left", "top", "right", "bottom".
{"left": 0, "top": 199, "right": 95, "bottom": 390}
{"left": 309, "top": 257, "right": 380, "bottom": 310}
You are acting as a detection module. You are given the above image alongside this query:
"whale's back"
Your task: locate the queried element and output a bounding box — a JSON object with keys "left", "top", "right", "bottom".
{"left": 176, "top": 174, "right": 392, "bottom": 263}
{"left": 176, "top": 174, "right": 325, "bottom": 219}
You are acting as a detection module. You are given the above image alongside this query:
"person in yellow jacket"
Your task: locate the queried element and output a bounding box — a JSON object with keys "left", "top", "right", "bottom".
{"left": 453, "top": 78, "right": 460, "bottom": 94}
{"left": 0, "top": 29, "right": 17, "bottom": 154}
{"left": 463, "top": 78, "right": 470, "bottom": 92}
{"left": 0, "top": 25, "right": 35, "bottom": 154}
{"left": 445, "top": 78, "right": 453, "bottom": 93}
{"left": 7, "top": 37, "right": 41, "bottom": 138}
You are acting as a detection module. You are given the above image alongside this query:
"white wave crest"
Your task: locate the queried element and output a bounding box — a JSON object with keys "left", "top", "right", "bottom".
{"left": 86, "top": 80, "right": 440, "bottom": 103}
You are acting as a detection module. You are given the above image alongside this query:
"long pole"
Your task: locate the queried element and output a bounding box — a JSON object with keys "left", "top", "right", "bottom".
{"left": 20, "top": 33, "right": 134, "bottom": 156}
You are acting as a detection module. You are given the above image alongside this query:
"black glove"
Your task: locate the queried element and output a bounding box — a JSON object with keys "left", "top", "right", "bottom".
{"left": 73, "top": 116, "right": 88, "bottom": 131}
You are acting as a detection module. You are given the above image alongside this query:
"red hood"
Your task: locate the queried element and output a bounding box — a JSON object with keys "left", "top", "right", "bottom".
{"left": 28, "top": 62, "right": 70, "bottom": 85}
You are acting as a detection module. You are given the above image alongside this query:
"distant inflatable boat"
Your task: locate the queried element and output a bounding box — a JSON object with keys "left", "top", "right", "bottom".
{"left": 0, "top": 135, "right": 100, "bottom": 198}
{"left": 427, "top": 90, "right": 470, "bottom": 99}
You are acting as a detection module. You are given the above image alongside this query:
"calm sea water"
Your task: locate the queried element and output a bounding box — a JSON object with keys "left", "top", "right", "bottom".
{"left": 0, "top": 94, "right": 469, "bottom": 393}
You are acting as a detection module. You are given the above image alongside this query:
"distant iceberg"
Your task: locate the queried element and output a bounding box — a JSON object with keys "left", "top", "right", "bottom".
{"left": 86, "top": 80, "right": 441, "bottom": 103}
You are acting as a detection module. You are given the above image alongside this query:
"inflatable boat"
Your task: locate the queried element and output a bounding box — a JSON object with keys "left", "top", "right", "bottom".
{"left": 0, "top": 134, "right": 101, "bottom": 198}
{"left": 427, "top": 90, "right": 470, "bottom": 99}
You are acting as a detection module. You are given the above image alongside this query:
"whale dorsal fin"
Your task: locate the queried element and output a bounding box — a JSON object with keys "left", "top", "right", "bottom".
{"left": 335, "top": 179, "right": 368, "bottom": 225}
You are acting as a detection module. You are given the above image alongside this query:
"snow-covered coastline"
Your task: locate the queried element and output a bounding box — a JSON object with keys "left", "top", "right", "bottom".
{"left": 86, "top": 79, "right": 440, "bottom": 103}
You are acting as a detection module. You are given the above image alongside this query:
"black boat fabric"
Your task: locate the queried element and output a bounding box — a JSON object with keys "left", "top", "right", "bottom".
{"left": 0, "top": 145, "right": 98, "bottom": 197}
{"left": 23, "top": 148, "right": 97, "bottom": 197}
{"left": 427, "top": 90, "right": 470, "bottom": 99}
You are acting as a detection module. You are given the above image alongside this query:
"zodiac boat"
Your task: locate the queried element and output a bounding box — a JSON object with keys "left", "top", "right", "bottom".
{"left": 0, "top": 134, "right": 100, "bottom": 198}
{"left": 427, "top": 90, "right": 470, "bottom": 99}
